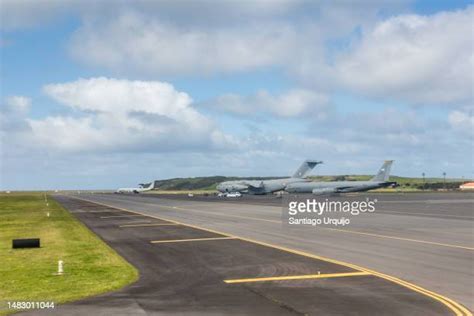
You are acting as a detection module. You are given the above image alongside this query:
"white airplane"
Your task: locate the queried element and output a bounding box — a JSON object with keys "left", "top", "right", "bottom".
{"left": 116, "top": 182, "right": 155, "bottom": 194}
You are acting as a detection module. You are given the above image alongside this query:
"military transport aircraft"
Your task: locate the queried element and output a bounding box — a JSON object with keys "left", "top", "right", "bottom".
{"left": 216, "top": 160, "right": 322, "bottom": 195}
{"left": 285, "top": 160, "right": 396, "bottom": 195}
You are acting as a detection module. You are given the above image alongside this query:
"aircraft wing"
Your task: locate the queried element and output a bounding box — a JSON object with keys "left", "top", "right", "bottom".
{"left": 241, "top": 180, "right": 264, "bottom": 189}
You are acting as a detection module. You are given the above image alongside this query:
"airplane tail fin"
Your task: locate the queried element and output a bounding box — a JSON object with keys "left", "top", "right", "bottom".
{"left": 292, "top": 160, "right": 323, "bottom": 178}
{"left": 371, "top": 160, "right": 393, "bottom": 182}
{"left": 139, "top": 182, "right": 155, "bottom": 190}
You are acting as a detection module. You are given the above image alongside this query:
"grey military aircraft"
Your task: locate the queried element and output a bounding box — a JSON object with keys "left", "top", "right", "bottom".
{"left": 285, "top": 160, "right": 396, "bottom": 195}
{"left": 216, "top": 160, "right": 323, "bottom": 195}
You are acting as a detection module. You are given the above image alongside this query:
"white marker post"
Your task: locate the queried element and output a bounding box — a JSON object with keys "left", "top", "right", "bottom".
{"left": 57, "top": 260, "right": 64, "bottom": 275}
{"left": 47, "top": 212, "right": 50, "bottom": 217}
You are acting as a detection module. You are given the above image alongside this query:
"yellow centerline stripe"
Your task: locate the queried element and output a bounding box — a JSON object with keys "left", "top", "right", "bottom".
{"left": 224, "top": 271, "right": 371, "bottom": 284}
{"left": 150, "top": 236, "right": 236, "bottom": 244}
{"left": 120, "top": 223, "right": 180, "bottom": 228}
{"left": 67, "top": 196, "right": 472, "bottom": 316}
{"left": 100, "top": 215, "right": 145, "bottom": 219}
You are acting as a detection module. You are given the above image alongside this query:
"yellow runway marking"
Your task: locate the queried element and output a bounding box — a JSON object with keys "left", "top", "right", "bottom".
{"left": 120, "top": 223, "right": 180, "bottom": 228}
{"left": 68, "top": 196, "right": 472, "bottom": 316}
{"left": 224, "top": 271, "right": 371, "bottom": 284}
{"left": 150, "top": 236, "right": 236, "bottom": 244}
{"left": 100, "top": 215, "right": 145, "bottom": 219}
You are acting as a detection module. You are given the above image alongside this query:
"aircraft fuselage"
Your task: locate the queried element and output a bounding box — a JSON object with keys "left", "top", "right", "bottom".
{"left": 217, "top": 178, "right": 310, "bottom": 195}
{"left": 285, "top": 180, "right": 396, "bottom": 194}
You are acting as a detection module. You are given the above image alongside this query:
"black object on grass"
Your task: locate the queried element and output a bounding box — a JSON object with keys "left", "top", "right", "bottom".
{"left": 12, "top": 238, "right": 40, "bottom": 249}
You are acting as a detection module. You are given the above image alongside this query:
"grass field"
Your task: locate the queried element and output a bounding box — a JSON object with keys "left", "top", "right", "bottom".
{"left": 0, "top": 193, "right": 138, "bottom": 315}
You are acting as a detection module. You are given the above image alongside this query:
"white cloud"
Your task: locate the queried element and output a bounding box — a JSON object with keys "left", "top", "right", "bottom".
{"left": 0, "top": 0, "right": 73, "bottom": 30}
{"left": 4, "top": 96, "right": 31, "bottom": 113}
{"left": 449, "top": 109, "right": 474, "bottom": 131}
{"left": 0, "top": 0, "right": 296, "bottom": 30}
{"left": 69, "top": 12, "right": 297, "bottom": 75}
{"left": 43, "top": 77, "right": 201, "bottom": 125}
{"left": 21, "top": 77, "right": 237, "bottom": 152}
{"left": 64, "top": 4, "right": 474, "bottom": 107}
{"left": 204, "top": 89, "right": 329, "bottom": 118}
{"left": 0, "top": 96, "right": 32, "bottom": 133}
{"left": 335, "top": 6, "right": 474, "bottom": 105}
{"left": 66, "top": 5, "right": 400, "bottom": 78}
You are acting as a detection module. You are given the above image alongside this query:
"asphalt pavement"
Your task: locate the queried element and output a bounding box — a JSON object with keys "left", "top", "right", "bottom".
{"left": 28, "top": 192, "right": 473, "bottom": 315}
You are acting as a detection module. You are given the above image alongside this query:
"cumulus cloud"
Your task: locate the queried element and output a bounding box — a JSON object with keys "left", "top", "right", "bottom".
{"left": 449, "top": 109, "right": 474, "bottom": 132}
{"left": 0, "top": 0, "right": 296, "bottom": 30}
{"left": 0, "top": 96, "right": 32, "bottom": 133}
{"left": 43, "top": 77, "right": 199, "bottom": 122}
{"left": 65, "top": 4, "right": 473, "bottom": 107}
{"left": 69, "top": 12, "right": 297, "bottom": 75}
{"left": 0, "top": 0, "right": 76, "bottom": 30}
{"left": 66, "top": 4, "right": 399, "bottom": 78}
{"left": 335, "top": 6, "right": 474, "bottom": 105}
{"left": 19, "top": 78, "right": 237, "bottom": 152}
{"left": 4, "top": 96, "right": 31, "bottom": 113}
{"left": 203, "top": 89, "right": 329, "bottom": 118}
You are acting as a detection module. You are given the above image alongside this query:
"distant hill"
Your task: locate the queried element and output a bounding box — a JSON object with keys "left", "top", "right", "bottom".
{"left": 147, "top": 176, "right": 468, "bottom": 191}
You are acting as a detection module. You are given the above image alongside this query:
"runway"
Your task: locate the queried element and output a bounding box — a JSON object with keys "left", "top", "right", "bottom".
{"left": 51, "top": 192, "right": 473, "bottom": 315}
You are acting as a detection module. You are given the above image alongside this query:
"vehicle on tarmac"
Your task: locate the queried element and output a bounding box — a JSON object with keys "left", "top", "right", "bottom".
{"left": 225, "top": 192, "right": 242, "bottom": 198}
{"left": 285, "top": 160, "right": 396, "bottom": 195}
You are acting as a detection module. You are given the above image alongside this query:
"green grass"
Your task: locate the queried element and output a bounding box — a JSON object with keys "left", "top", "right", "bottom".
{"left": 0, "top": 193, "right": 138, "bottom": 315}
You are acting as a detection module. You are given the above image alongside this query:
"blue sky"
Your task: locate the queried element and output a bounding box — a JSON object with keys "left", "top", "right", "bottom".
{"left": 1, "top": 0, "right": 473, "bottom": 189}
